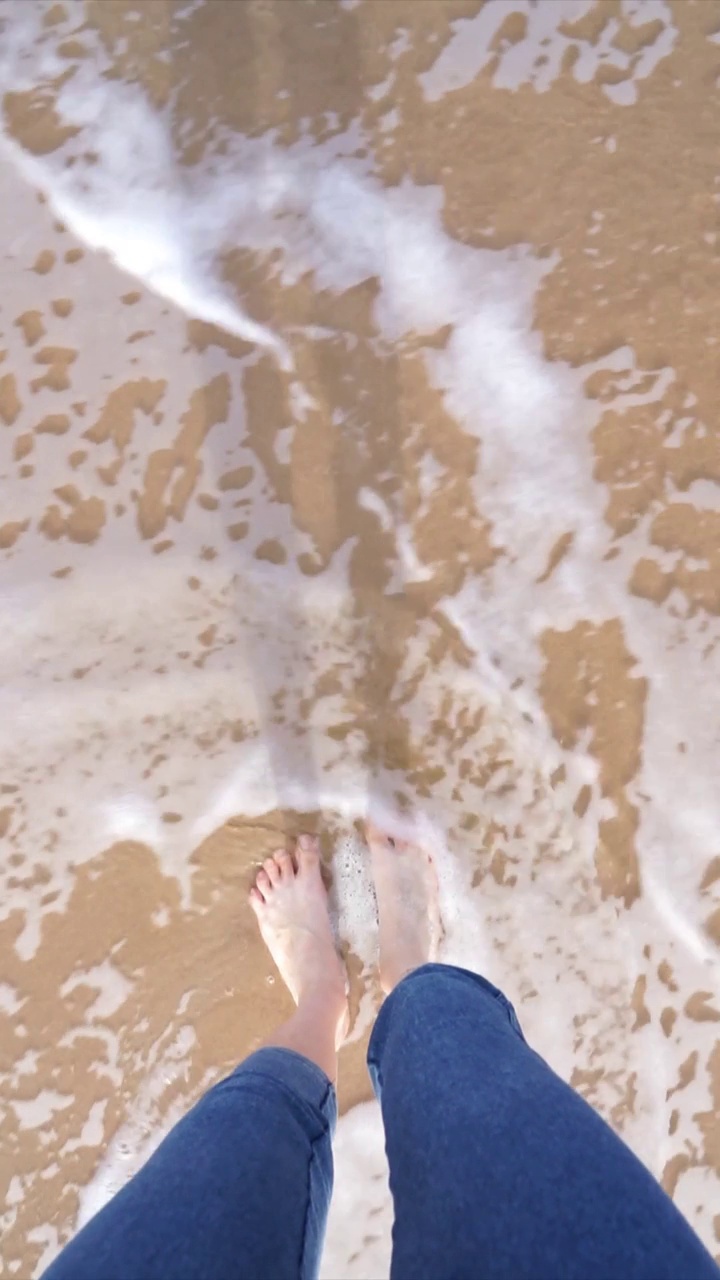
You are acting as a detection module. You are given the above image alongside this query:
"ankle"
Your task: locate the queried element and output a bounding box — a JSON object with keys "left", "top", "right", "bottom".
{"left": 296, "top": 974, "right": 347, "bottom": 1013}
{"left": 294, "top": 982, "right": 349, "bottom": 1058}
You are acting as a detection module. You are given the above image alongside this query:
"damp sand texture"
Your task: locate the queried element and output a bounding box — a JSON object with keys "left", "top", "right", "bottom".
{"left": 1, "top": 1, "right": 720, "bottom": 1276}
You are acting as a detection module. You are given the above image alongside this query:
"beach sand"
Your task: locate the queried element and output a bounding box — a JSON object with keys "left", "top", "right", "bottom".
{"left": 1, "top": 1, "right": 720, "bottom": 1274}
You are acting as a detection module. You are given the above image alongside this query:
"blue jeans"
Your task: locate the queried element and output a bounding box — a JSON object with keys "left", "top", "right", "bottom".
{"left": 44, "top": 964, "right": 718, "bottom": 1280}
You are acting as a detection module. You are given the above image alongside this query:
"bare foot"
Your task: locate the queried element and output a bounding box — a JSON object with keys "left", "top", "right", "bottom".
{"left": 249, "top": 834, "right": 348, "bottom": 1041}
{"left": 366, "top": 821, "right": 442, "bottom": 994}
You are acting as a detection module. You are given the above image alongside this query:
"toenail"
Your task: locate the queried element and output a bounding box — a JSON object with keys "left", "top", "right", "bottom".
{"left": 298, "top": 834, "right": 314, "bottom": 849}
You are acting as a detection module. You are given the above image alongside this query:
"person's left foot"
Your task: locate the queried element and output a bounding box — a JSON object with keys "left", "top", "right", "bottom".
{"left": 249, "top": 834, "right": 348, "bottom": 1040}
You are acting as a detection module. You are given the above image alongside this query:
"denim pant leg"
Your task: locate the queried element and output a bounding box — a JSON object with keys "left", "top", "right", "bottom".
{"left": 367, "top": 963, "right": 718, "bottom": 1280}
{"left": 43, "top": 1047, "right": 336, "bottom": 1280}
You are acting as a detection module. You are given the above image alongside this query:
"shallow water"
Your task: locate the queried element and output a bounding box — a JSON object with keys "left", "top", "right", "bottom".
{"left": 1, "top": 1, "right": 720, "bottom": 1273}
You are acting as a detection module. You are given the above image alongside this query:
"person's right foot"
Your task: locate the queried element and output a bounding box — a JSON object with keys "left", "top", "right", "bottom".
{"left": 365, "top": 821, "right": 442, "bottom": 994}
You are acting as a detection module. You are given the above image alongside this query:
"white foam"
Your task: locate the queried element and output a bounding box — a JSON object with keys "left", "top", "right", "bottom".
{"left": 75, "top": 1027, "right": 211, "bottom": 1233}
{"left": 321, "top": 1102, "right": 391, "bottom": 1280}
{"left": 330, "top": 830, "right": 378, "bottom": 975}
{"left": 0, "top": 5, "right": 718, "bottom": 1268}
{"left": 0, "top": 982, "right": 24, "bottom": 1016}
{"left": 419, "top": 0, "right": 677, "bottom": 105}
{"left": 61, "top": 1101, "right": 108, "bottom": 1155}
{"left": 60, "top": 963, "right": 134, "bottom": 1021}
{"left": 0, "top": 12, "right": 289, "bottom": 365}
{"left": 25, "top": 1226, "right": 59, "bottom": 1275}
{"left": 11, "top": 1090, "right": 74, "bottom": 1131}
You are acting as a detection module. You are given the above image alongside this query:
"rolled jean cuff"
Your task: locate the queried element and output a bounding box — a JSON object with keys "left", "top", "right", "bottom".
{"left": 219, "top": 1046, "right": 337, "bottom": 1133}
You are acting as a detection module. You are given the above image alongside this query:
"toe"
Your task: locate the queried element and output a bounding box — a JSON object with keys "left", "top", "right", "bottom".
{"left": 264, "top": 856, "right": 280, "bottom": 885}
{"left": 256, "top": 868, "right": 271, "bottom": 896}
{"left": 249, "top": 886, "right": 264, "bottom": 911}
{"left": 296, "top": 833, "right": 320, "bottom": 869}
{"left": 274, "top": 848, "right": 294, "bottom": 880}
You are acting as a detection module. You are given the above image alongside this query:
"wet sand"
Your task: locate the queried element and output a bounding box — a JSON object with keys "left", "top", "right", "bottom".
{"left": 1, "top": 1, "right": 720, "bottom": 1274}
